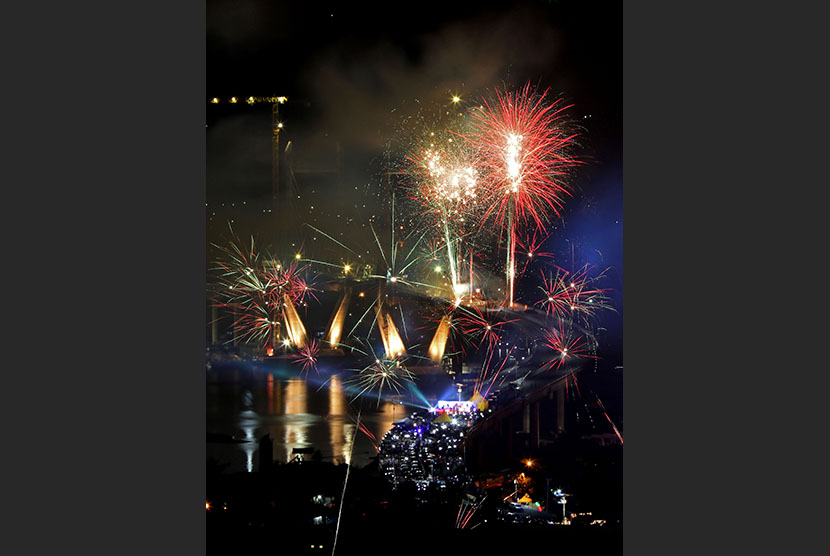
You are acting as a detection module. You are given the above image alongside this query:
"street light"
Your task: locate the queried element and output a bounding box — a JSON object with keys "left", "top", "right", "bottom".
{"left": 552, "top": 489, "right": 570, "bottom": 523}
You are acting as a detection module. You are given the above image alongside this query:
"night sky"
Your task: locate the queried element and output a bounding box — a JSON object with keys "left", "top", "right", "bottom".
{"left": 207, "top": 0, "right": 622, "bottom": 359}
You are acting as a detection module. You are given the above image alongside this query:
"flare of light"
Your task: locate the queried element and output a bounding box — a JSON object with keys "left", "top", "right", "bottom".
{"left": 385, "top": 313, "right": 406, "bottom": 358}
{"left": 329, "top": 375, "right": 346, "bottom": 463}
{"left": 327, "top": 289, "right": 351, "bottom": 346}
{"left": 428, "top": 315, "right": 452, "bottom": 363}
{"left": 376, "top": 305, "right": 406, "bottom": 359}
{"left": 282, "top": 294, "right": 308, "bottom": 348}
{"left": 453, "top": 282, "right": 471, "bottom": 295}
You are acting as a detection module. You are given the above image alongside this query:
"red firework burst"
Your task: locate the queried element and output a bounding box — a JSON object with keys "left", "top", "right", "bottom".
{"left": 540, "top": 322, "right": 598, "bottom": 371}
{"left": 514, "top": 229, "right": 554, "bottom": 276}
{"left": 467, "top": 82, "right": 581, "bottom": 230}
{"left": 454, "top": 304, "right": 518, "bottom": 351}
{"left": 535, "top": 265, "right": 613, "bottom": 321}
{"left": 210, "top": 232, "right": 318, "bottom": 350}
{"left": 291, "top": 339, "right": 320, "bottom": 374}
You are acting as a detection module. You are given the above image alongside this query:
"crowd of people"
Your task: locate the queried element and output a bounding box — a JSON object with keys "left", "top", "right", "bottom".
{"left": 378, "top": 406, "right": 485, "bottom": 491}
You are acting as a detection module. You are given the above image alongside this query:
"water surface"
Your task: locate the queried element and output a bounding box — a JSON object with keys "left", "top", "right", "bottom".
{"left": 207, "top": 366, "right": 421, "bottom": 472}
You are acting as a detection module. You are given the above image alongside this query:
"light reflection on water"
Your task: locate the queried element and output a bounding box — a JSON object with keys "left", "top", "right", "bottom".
{"left": 207, "top": 370, "right": 415, "bottom": 472}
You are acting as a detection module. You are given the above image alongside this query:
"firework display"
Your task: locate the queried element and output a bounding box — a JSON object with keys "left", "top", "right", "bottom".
{"left": 466, "top": 83, "right": 581, "bottom": 306}
{"left": 540, "top": 320, "right": 599, "bottom": 372}
{"left": 208, "top": 83, "right": 615, "bottom": 436}
{"left": 291, "top": 338, "right": 320, "bottom": 374}
{"left": 209, "top": 229, "right": 317, "bottom": 352}
{"left": 406, "top": 117, "right": 483, "bottom": 296}
{"left": 536, "top": 264, "right": 614, "bottom": 322}
{"left": 347, "top": 354, "right": 417, "bottom": 404}
{"left": 206, "top": 1, "right": 623, "bottom": 546}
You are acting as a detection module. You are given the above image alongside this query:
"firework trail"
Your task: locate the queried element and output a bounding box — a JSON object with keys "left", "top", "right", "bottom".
{"left": 467, "top": 82, "right": 581, "bottom": 306}
{"left": 302, "top": 220, "right": 437, "bottom": 294}
{"left": 355, "top": 419, "right": 380, "bottom": 453}
{"left": 594, "top": 392, "right": 624, "bottom": 444}
{"left": 456, "top": 495, "right": 487, "bottom": 529}
{"left": 332, "top": 409, "right": 360, "bottom": 556}
{"left": 570, "top": 372, "right": 599, "bottom": 431}
{"left": 474, "top": 344, "right": 516, "bottom": 399}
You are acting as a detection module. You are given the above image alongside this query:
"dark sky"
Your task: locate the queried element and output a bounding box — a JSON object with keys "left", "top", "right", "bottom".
{"left": 208, "top": 0, "right": 621, "bottom": 150}
{"left": 207, "top": 0, "right": 622, "bottom": 357}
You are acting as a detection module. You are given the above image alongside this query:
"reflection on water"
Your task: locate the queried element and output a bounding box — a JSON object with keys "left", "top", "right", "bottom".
{"left": 207, "top": 369, "right": 418, "bottom": 473}
{"left": 280, "top": 379, "right": 309, "bottom": 463}
{"left": 329, "top": 375, "right": 345, "bottom": 465}
{"left": 375, "top": 401, "right": 399, "bottom": 449}
{"left": 240, "top": 410, "right": 257, "bottom": 472}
